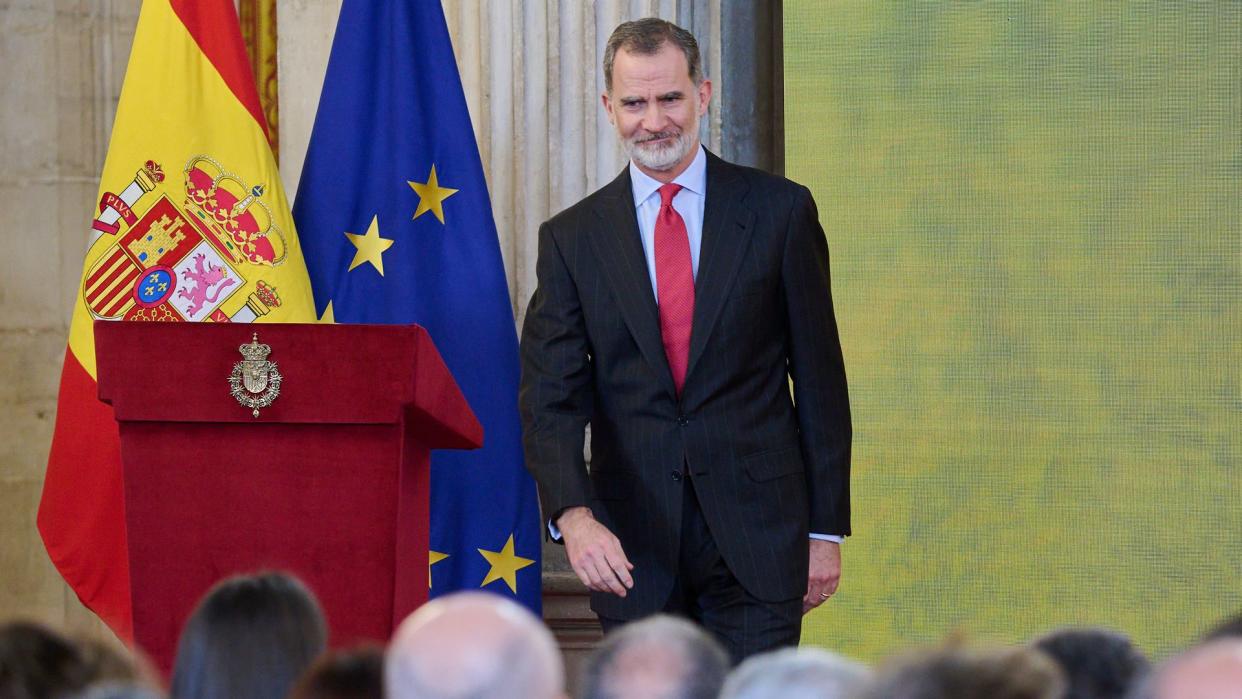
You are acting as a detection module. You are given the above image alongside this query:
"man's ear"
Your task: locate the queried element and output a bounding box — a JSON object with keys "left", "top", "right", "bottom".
{"left": 697, "top": 79, "right": 713, "bottom": 116}
{"left": 601, "top": 91, "right": 615, "bottom": 124}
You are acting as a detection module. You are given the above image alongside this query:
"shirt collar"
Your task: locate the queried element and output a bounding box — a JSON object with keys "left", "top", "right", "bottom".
{"left": 629, "top": 144, "right": 707, "bottom": 207}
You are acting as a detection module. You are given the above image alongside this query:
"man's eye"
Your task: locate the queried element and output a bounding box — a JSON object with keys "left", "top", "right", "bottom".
{"left": 624, "top": 101, "right": 645, "bottom": 110}
{"left": 660, "top": 96, "right": 681, "bottom": 104}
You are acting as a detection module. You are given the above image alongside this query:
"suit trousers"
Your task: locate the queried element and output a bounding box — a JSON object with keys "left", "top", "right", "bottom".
{"left": 599, "top": 470, "right": 803, "bottom": 665}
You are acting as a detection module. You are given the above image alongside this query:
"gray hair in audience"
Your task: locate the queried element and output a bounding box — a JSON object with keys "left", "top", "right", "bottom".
{"left": 719, "top": 647, "right": 869, "bottom": 699}
{"left": 1032, "top": 627, "right": 1149, "bottom": 699}
{"left": 857, "top": 644, "right": 1066, "bottom": 699}
{"left": 581, "top": 615, "right": 729, "bottom": 699}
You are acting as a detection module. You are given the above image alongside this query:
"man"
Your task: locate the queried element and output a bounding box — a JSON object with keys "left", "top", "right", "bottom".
{"left": 581, "top": 614, "right": 730, "bottom": 699}
{"left": 719, "top": 647, "right": 870, "bottom": 699}
{"left": 384, "top": 592, "right": 566, "bottom": 699}
{"left": 520, "top": 17, "right": 851, "bottom": 661}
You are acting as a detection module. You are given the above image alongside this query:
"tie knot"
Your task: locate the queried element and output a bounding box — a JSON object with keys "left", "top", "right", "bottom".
{"left": 658, "top": 183, "right": 683, "bottom": 208}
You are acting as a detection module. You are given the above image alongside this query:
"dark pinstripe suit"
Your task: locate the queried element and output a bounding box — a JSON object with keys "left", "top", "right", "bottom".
{"left": 520, "top": 152, "right": 851, "bottom": 643}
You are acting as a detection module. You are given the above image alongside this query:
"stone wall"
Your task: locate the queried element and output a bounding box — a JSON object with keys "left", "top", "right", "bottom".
{"left": 0, "top": 0, "right": 140, "bottom": 640}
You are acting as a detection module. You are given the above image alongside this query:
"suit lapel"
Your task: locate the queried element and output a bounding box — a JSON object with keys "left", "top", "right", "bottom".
{"left": 686, "top": 153, "right": 755, "bottom": 385}
{"left": 588, "top": 169, "right": 679, "bottom": 400}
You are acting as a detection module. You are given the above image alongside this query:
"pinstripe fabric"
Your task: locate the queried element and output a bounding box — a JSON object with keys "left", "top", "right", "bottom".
{"left": 519, "top": 152, "right": 851, "bottom": 621}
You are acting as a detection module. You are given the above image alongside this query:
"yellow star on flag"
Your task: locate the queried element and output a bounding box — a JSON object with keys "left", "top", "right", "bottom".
{"left": 344, "top": 215, "right": 394, "bottom": 275}
{"left": 319, "top": 300, "right": 335, "bottom": 323}
{"left": 408, "top": 165, "right": 458, "bottom": 224}
{"left": 429, "top": 550, "right": 449, "bottom": 588}
{"left": 478, "top": 534, "right": 534, "bottom": 594}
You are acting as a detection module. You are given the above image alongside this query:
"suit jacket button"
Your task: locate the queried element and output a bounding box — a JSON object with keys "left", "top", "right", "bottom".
{"left": 676, "top": 414, "right": 688, "bottom": 426}
{"left": 671, "top": 470, "right": 683, "bottom": 482}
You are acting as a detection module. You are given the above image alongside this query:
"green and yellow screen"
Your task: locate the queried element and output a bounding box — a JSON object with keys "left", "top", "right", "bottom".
{"left": 786, "top": 2, "right": 1240, "bottom": 661}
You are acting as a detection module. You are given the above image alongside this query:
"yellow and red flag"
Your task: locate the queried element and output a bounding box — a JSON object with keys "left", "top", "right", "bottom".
{"left": 39, "top": 0, "right": 316, "bottom": 638}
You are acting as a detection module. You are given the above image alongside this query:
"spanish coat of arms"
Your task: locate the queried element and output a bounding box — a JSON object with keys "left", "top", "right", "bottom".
{"left": 228, "top": 333, "right": 282, "bottom": 418}
{"left": 83, "top": 156, "right": 286, "bottom": 324}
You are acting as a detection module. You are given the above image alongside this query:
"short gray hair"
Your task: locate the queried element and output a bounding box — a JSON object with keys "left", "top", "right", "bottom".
{"left": 582, "top": 615, "right": 728, "bottom": 699}
{"left": 720, "top": 648, "right": 870, "bottom": 699}
{"left": 603, "top": 18, "right": 703, "bottom": 93}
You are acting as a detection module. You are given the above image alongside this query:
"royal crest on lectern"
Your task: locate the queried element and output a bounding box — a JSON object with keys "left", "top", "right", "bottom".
{"left": 229, "top": 333, "right": 282, "bottom": 418}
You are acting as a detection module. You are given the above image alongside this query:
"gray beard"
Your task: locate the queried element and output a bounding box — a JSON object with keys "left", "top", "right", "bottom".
{"left": 624, "top": 128, "right": 698, "bottom": 172}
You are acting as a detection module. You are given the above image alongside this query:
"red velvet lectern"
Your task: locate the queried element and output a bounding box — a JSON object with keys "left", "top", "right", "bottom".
{"left": 94, "top": 321, "right": 482, "bottom": 672}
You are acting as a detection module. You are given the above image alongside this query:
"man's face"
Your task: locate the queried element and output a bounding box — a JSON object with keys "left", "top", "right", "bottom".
{"left": 603, "top": 42, "right": 712, "bottom": 176}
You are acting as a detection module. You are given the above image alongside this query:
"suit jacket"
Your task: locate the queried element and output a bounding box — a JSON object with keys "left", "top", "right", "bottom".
{"left": 519, "top": 151, "right": 851, "bottom": 619}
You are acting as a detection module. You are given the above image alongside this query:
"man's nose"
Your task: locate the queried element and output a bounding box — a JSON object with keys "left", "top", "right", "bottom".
{"left": 639, "top": 101, "right": 666, "bottom": 132}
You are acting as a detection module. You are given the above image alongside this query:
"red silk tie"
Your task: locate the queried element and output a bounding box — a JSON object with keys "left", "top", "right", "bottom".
{"left": 654, "top": 183, "right": 694, "bottom": 395}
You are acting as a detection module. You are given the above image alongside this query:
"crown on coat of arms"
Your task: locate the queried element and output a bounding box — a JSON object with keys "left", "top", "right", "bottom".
{"left": 183, "top": 155, "right": 288, "bottom": 267}
{"left": 141, "top": 160, "right": 166, "bottom": 187}
{"left": 253, "top": 280, "right": 281, "bottom": 310}
{"left": 238, "top": 333, "right": 272, "bottom": 362}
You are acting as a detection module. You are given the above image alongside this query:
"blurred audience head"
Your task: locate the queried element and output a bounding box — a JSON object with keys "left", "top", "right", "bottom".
{"left": 0, "top": 622, "right": 158, "bottom": 699}
{"left": 385, "top": 591, "right": 564, "bottom": 699}
{"left": 581, "top": 614, "right": 729, "bottom": 699}
{"left": 719, "top": 646, "right": 869, "bottom": 699}
{"left": 0, "top": 621, "right": 91, "bottom": 699}
{"left": 288, "top": 646, "right": 383, "bottom": 699}
{"left": 1137, "top": 639, "right": 1242, "bottom": 699}
{"left": 1204, "top": 612, "right": 1242, "bottom": 642}
{"left": 858, "top": 643, "right": 1065, "bottom": 699}
{"left": 73, "top": 685, "right": 165, "bottom": 699}
{"left": 1033, "top": 627, "right": 1149, "bottom": 699}
{"left": 81, "top": 637, "right": 161, "bottom": 689}
{"left": 170, "top": 571, "right": 326, "bottom": 699}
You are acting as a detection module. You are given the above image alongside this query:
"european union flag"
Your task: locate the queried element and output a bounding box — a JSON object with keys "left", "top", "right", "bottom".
{"left": 293, "top": 0, "right": 541, "bottom": 611}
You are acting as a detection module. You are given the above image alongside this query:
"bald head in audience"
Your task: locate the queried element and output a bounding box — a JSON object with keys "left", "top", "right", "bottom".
{"left": 384, "top": 591, "right": 565, "bottom": 699}
{"left": 1144, "top": 640, "right": 1242, "bottom": 699}
{"left": 581, "top": 615, "right": 730, "bottom": 699}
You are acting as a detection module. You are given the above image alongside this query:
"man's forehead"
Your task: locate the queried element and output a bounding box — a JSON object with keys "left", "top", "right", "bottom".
{"left": 612, "top": 44, "right": 691, "bottom": 86}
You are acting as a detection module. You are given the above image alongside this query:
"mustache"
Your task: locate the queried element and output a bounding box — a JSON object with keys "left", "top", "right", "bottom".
{"left": 633, "top": 130, "right": 679, "bottom": 144}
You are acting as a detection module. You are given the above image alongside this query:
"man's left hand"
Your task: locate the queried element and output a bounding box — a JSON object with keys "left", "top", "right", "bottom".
{"left": 803, "top": 539, "right": 841, "bottom": 614}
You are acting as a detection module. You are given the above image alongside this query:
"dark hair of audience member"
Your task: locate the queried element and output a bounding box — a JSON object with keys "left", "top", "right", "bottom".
{"left": 1033, "top": 627, "right": 1149, "bottom": 699}
{"left": 0, "top": 621, "right": 91, "bottom": 699}
{"left": 288, "top": 646, "right": 383, "bottom": 699}
{"left": 1203, "top": 611, "right": 1242, "bottom": 642}
{"left": 169, "top": 571, "right": 327, "bottom": 699}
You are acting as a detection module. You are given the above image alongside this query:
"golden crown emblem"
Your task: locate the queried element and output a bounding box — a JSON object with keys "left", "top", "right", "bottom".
{"left": 230, "top": 332, "right": 282, "bottom": 418}
{"left": 238, "top": 334, "right": 272, "bottom": 362}
{"left": 183, "top": 155, "right": 288, "bottom": 267}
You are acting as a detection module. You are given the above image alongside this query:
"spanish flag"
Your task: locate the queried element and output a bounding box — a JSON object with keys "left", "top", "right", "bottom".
{"left": 38, "top": 0, "right": 316, "bottom": 638}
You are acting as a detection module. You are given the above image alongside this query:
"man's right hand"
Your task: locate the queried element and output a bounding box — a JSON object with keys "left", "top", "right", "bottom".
{"left": 557, "top": 506, "right": 634, "bottom": 597}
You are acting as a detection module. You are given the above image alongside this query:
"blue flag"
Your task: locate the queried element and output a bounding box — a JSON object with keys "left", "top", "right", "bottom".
{"left": 293, "top": 0, "right": 541, "bottom": 611}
